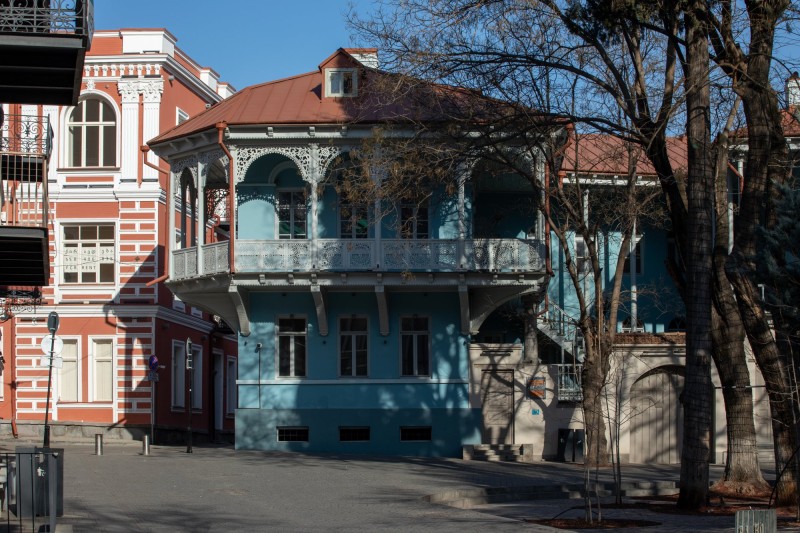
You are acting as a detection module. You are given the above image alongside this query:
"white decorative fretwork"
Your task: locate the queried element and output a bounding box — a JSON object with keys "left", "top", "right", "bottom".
{"left": 234, "top": 146, "right": 313, "bottom": 183}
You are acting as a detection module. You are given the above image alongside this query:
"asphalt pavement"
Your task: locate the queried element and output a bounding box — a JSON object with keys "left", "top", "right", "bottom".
{"left": 0, "top": 439, "right": 793, "bottom": 532}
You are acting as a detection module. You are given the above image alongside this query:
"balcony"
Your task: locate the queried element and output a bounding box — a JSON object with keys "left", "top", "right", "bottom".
{"left": 0, "top": 114, "right": 51, "bottom": 287}
{"left": 171, "top": 238, "right": 546, "bottom": 281}
{"left": 0, "top": 0, "right": 94, "bottom": 105}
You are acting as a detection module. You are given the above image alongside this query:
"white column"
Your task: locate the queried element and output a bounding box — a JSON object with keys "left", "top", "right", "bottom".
{"left": 118, "top": 80, "right": 140, "bottom": 185}
{"left": 167, "top": 170, "right": 177, "bottom": 278}
{"left": 141, "top": 79, "right": 164, "bottom": 183}
{"left": 196, "top": 159, "right": 206, "bottom": 274}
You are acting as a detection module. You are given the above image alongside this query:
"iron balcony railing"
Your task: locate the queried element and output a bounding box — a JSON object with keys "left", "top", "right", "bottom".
{"left": 1, "top": 114, "right": 52, "bottom": 157}
{"left": 170, "top": 238, "right": 546, "bottom": 280}
{"left": 0, "top": 0, "right": 94, "bottom": 46}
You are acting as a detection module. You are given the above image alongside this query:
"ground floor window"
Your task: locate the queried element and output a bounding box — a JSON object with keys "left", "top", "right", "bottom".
{"left": 400, "top": 426, "right": 432, "bottom": 441}
{"left": 400, "top": 316, "right": 430, "bottom": 376}
{"left": 278, "top": 317, "right": 307, "bottom": 377}
{"left": 339, "top": 316, "right": 368, "bottom": 377}
{"left": 277, "top": 426, "right": 309, "bottom": 442}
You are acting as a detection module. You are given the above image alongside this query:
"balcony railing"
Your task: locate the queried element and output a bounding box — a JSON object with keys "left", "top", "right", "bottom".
{"left": 0, "top": 0, "right": 94, "bottom": 45}
{"left": 554, "top": 364, "right": 583, "bottom": 402}
{"left": 170, "top": 238, "right": 546, "bottom": 281}
{"left": 1, "top": 114, "right": 51, "bottom": 157}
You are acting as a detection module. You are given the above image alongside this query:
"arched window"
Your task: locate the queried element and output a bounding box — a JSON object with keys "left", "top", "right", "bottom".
{"left": 67, "top": 97, "right": 117, "bottom": 167}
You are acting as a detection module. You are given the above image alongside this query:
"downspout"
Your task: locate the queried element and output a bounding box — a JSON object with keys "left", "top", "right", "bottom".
{"left": 216, "top": 122, "right": 235, "bottom": 274}
{"left": 9, "top": 315, "right": 18, "bottom": 437}
{"left": 141, "top": 145, "right": 171, "bottom": 287}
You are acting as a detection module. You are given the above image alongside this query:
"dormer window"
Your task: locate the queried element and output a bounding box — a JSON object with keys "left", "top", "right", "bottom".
{"left": 327, "top": 69, "right": 357, "bottom": 97}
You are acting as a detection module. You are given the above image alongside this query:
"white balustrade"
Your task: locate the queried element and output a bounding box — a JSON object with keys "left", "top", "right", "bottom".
{"left": 171, "top": 238, "right": 544, "bottom": 280}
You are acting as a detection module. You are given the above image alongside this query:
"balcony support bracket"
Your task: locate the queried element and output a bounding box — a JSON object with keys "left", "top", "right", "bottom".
{"left": 375, "top": 285, "right": 389, "bottom": 336}
{"left": 311, "top": 285, "right": 328, "bottom": 336}
{"left": 469, "top": 285, "right": 541, "bottom": 336}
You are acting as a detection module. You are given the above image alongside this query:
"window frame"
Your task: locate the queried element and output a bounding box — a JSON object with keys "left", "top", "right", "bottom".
{"left": 400, "top": 316, "right": 431, "bottom": 377}
{"left": 325, "top": 68, "right": 358, "bottom": 97}
{"left": 276, "top": 316, "right": 307, "bottom": 378}
{"left": 399, "top": 201, "right": 429, "bottom": 239}
{"left": 90, "top": 337, "right": 114, "bottom": 402}
{"left": 58, "top": 337, "right": 80, "bottom": 403}
{"left": 65, "top": 95, "right": 118, "bottom": 168}
{"left": 338, "top": 199, "right": 369, "bottom": 239}
{"left": 339, "top": 316, "right": 369, "bottom": 377}
{"left": 276, "top": 189, "right": 308, "bottom": 239}
{"left": 60, "top": 223, "right": 116, "bottom": 285}
{"left": 171, "top": 340, "right": 186, "bottom": 410}
{"left": 623, "top": 236, "right": 644, "bottom": 275}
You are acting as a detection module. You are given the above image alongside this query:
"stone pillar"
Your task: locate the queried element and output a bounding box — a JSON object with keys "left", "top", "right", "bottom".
{"left": 118, "top": 80, "right": 140, "bottom": 185}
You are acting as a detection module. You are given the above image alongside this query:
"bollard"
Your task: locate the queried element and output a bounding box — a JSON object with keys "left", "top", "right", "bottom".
{"left": 94, "top": 433, "right": 103, "bottom": 456}
{"left": 142, "top": 434, "right": 151, "bottom": 456}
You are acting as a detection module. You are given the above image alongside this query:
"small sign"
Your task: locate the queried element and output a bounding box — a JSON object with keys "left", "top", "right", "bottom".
{"left": 40, "top": 335, "right": 64, "bottom": 356}
{"left": 528, "top": 376, "right": 546, "bottom": 399}
{"left": 531, "top": 409, "right": 541, "bottom": 415}
{"left": 148, "top": 355, "right": 159, "bottom": 372}
{"left": 40, "top": 355, "right": 63, "bottom": 369}
{"left": 147, "top": 370, "right": 159, "bottom": 382}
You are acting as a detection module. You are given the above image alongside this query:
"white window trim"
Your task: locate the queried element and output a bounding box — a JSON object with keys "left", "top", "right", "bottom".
{"left": 171, "top": 340, "right": 186, "bottom": 410}
{"left": 276, "top": 316, "right": 308, "bottom": 379}
{"left": 176, "top": 108, "right": 189, "bottom": 125}
{"left": 88, "top": 336, "right": 115, "bottom": 403}
{"left": 58, "top": 221, "right": 118, "bottom": 287}
{"left": 276, "top": 188, "right": 309, "bottom": 240}
{"left": 57, "top": 337, "right": 81, "bottom": 404}
{"left": 399, "top": 316, "right": 431, "bottom": 377}
{"left": 325, "top": 68, "right": 358, "bottom": 97}
{"left": 60, "top": 91, "right": 121, "bottom": 169}
{"left": 338, "top": 316, "right": 369, "bottom": 377}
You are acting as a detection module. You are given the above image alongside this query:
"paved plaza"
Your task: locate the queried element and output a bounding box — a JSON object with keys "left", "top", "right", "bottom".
{"left": 0, "top": 439, "right": 794, "bottom": 532}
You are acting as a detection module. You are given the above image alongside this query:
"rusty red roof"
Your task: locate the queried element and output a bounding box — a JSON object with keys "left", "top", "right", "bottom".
{"left": 561, "top": 133, "right": 688, "bottom": 177}
{"left": 149, "top": 48, "right": 536, "bottom": 147}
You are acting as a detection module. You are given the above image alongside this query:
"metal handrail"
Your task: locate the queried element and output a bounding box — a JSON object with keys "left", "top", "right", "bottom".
{"left": 1, "top": 115, "right": 52, "bottom": 157}
{"left": 0, "top": 0, "right": 93, "bottom": 45}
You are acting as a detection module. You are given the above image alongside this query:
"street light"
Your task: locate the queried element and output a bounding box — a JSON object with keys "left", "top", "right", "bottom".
{"left": 185, "top": 337, "right": 193, "bottom": 453}
{"left": 43, "top": 311, "right": 59, "bottom": 448}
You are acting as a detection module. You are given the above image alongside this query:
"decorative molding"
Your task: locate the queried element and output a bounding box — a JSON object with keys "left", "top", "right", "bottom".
{"left": 171, "top": 155, "right": 198, "bottom": 179}
{"left": 117, "top": 80, "right": 140, "bottom": 104}
{"left": 141, "top": 79, "right": 164, "bottom": 103}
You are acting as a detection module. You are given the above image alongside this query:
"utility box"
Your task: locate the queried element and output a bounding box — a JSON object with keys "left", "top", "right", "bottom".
{"left": 9, "top": 447, "right": 64, "bottom": 518}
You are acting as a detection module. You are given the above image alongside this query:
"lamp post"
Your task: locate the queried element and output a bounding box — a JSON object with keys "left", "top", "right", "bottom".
{"left": 43, "top": 311, "right": 59, "bottom": 448}
{"left": 185, "top": 337, "right": 193, "bottom": 453}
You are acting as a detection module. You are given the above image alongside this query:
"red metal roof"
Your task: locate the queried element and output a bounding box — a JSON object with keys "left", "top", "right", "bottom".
{"left": 149, "top": 49, "right": 523, "bottom": 146}
{"left": 561, "top": 133, "right": 688, "bottom": 177}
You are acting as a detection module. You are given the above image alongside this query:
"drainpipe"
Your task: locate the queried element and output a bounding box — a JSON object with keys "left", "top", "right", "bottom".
{"left": 216, "top": 122, "right": 235, "bottom": 274}
{"left": 141, "top": 145, "right": 171, "bottom": 287}
{"left": 9, "top": 315, "right": 18, "bottom": 437}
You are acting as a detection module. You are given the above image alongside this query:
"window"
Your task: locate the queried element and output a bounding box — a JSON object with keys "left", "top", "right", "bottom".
{"left": 277, "top": 191, "right": 307, "bottom": 239}
{"left": 574, "top": 235, "right": 589, "bottom": 273}
{"left": 400, "top": 426, "right": 432, "bottom": 441}
{"left": 277, "top": 318, "right": 306, "bottom": 377}
{"left": 176, "top": 108, "right": 189, "bottom": 125}
{"left": 399, "top": 202, "right": 429, "bottom": 239}
{"left": 67, "top": 97, "right": 117, "bottom": 167}
{"left": 339, "top": 317, "right": 368, "bottom": 377}
{"left": 339, "top": 200, "right": 368, "bottom": 239}
{"left": 171, "top": 341, "right": 186, "bottom": 409}
{"left": 226, "top": 357, "right": 237, "bottom": 415}
{"left": 623, "top": 239, "right": 643, "bottom": 275}
{"left": 92, "top": 339, "right": 113, "bottom": 402}
{"left": 191, "top": 348, "right": 203, "bottom": 410}
{"left": 327, "top": 69, "right": 357, "bottom": 97}
{"left": 400, "top": 317, "right": 430, "bottom": 376}
{"left": 339, "top": 427, "right": 370, "bottom": 442}
{"left": 62, "top": 224, "right": 115, "bottom": 284}
{"left": 59, "top": 339, "right": 79, "bottom": 402}
{"left": 277, "top": 426, "right": 309, "bottom": 442}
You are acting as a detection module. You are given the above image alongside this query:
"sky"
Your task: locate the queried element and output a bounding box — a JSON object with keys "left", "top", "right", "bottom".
{"left": 94, "top": 0, "right": 372, "bottom": 91}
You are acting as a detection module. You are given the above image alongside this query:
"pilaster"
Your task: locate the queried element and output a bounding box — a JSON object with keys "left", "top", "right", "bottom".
{"left": 118, "top": 80, "right": 140, "bottom": 185}
{"left": 141, "top": 79, "right": 164, "bottom": 183}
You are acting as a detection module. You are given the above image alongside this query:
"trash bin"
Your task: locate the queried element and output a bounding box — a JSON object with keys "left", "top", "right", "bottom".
{"left": 11, "top": 447, "right": 64, "bottom": 518}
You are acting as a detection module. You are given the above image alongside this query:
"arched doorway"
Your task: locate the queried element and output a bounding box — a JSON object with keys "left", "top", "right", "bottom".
{"left": 629, "top": 366, "right": 684, "bottom": 464}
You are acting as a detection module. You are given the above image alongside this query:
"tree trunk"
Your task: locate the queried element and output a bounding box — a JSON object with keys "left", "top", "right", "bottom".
{"left": 582, "top": 332, "right": 609, "bottom": 467}
{"left": 710, "top": 114, "right": 769, "bottom": 491}
{"left": 678, "top": 0, "right": 713, "bottom": 509}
